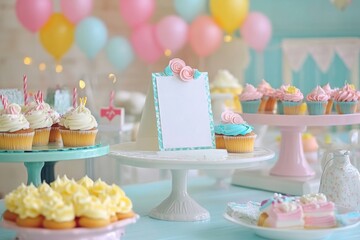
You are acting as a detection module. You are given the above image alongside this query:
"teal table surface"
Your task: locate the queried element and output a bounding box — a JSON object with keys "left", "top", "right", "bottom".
{"left": 1, "top": 176, "right": 360, "bottom": 240}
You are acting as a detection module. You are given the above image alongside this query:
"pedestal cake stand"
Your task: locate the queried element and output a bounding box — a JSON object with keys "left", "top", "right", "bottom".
{"left": 231, "top": 113, "right": 360, "bottom": 195}
{"left": 0, "top": 143, "right": 109, "bottom": 186}
{"left": 110, "top": 142, "right": 274, "bottom": 222}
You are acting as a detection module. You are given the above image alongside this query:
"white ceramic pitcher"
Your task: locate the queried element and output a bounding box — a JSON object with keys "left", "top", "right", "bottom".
{"left": 319, "top": 149, "right": 360, "bottom": 212}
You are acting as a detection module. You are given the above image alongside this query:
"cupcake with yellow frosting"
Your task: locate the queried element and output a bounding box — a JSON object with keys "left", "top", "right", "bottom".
{"left": 39, "top": 182, "right": 76, "bottom": 229}
{"left": 59, "top": 97, "right": 98, "bottom": 147}
{"left": 3, "top": 184, "right": 28, "bottom": 222}
{"left": 14, "top": 184, "right": 44, "bottom": 228}
{"left": 0, "top": 96, "right": 34, "bottom": 150}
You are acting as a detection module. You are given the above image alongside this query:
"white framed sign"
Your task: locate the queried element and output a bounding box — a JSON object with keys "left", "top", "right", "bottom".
{"left": 136, "top": 58, "right": 215, "bottom": 151}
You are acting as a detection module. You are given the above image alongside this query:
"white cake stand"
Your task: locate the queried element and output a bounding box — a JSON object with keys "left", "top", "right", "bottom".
{"left": 231, "top": 113, "right": 360, "bottom": 195}
{"left": 110, "top": 143, "right": 274, "bottom": 222}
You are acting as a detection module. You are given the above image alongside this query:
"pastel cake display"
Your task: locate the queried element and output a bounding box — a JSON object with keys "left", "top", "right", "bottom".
{"left": 2, "top": 176, "right": 135, "bottom": 229}
{"left": 257, "top": 193, "right": 337, "bottom": 229}
{"left": 300, "top": 193, "right": 336, "bottom": 229}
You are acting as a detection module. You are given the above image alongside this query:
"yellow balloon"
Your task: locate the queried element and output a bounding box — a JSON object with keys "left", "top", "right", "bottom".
{"left": 210, "top": 0, "right": 249, "bottom": 35}
{"left": 39, "top": 13, "right": 74, "bottom": 61}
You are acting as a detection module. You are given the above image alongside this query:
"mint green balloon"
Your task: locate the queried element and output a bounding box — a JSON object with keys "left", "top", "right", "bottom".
{"left": 75, "top": 17, "right": 107, "bottom": 59}
{"left": 106, "top": 37, "right": 134, "bottom": 72}
{"left": 174, "top": 0, "right": 207, "bottom": 23}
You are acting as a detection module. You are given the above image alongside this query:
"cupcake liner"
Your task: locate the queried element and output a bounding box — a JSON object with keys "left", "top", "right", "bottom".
{"left": 277, "top": 100, "right": 284, "bottom": 114}
{"left": 215, "top": 134, "right": 226, "bottom": 149}
{"left": 325, "top": 99, "right": 334, "bottom": 114}
{"left": 306, "top": 101, "right": 327, "bottom": 115}
{"left": 241, "top": 100, "right": 261, "bottom": 113}
{"left": 282, "top": 101, "right": 302, "bottom": 115}
{"left": 264, "top": 97, "right": 277, "bottom": 113}
{"left": 49, "top": 126, "right": 61, "bottom": 143}
{"left": 224, "top": 134, "right": 257, "bottom": 153}
{"left": 0, "top": 132, "right": 34, "bottom": 150}
{"left": 258, "top": 97, "right": 268, "bottom": 113}
{"left": 33, "top": 127, "right": 51, "bottom": 146}
{"left": 335, "top": 101, "right": 357, "bottom": 114}
{"left": 60, "top": 129, "right": 98, "bottom": 147}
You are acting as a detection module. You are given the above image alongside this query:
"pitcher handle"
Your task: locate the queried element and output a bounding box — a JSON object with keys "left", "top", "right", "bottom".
{"left": 321, "top": 150, "right": 334, "bottom": 172}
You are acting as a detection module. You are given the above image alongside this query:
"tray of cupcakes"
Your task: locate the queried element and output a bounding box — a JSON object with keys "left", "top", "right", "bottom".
{"left": 0, "top": 91, "right": 100, "bottom": 153}
{"left": 224, "top": 193, "right": 360, "bottom": 240}
{"left": 239, "top": 80, "right": 360, "bottom": 115}
{"left": 1, "top": 176, "right": 138, "bottom": 240}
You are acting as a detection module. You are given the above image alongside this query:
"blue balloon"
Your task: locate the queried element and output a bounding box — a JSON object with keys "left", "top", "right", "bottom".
{"left": 174, "top": 0, "right": 208, "bottom": 23}
{"left": 105, "top": 37, "right": 134, "bottom": 72}
{"left": 75, "top": 17, "right": 107, "bottom": 59}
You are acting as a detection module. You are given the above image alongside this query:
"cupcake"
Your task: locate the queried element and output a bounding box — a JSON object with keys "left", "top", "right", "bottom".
{"left": 333, "top": 84, "right": 358, "bottom": 114}
{"left": 0, "top": 96, "right": 34, "bottom": 150}
{"left": 24, "top": 94, "right": 53, "bottom": 146}
{"left": 211, "top": 70, "right": 243, "bottom": 112}
{"left": 239, "top": 84, "right": 263, "bottom": 113}
{"left": 59, "top": 97, "right": 98, "bottom": 147}
{"left": 281, "top": 86, "right": 304, "bottom": 115}
{"left": 273, "top": 85, "right": 289, "bottom": 114}
{"left": 48, "top": 107, "right": 61, "bottom": 143}
{"left": 214, "top": 124, "right": 226, "bottom": 149}
{"left": 220, "top": 111, "right": 256, "bottom": 153}
{"left": 306, "top": 86, "right": 329, "bottom": 115}
{"left": 322, "top": 83, "right": 336, "bottom": 114}
{"left": 257, "top": 79, "right": 276, "bottom": 113}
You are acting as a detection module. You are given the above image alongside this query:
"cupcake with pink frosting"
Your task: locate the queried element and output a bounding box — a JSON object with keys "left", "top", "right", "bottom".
{"left": 306, "top": 86, "right": 329, "bottom": 115}
{"left": 322, "top": 83, "right": 336, "bottom": 114}
{"left": 239, "top": 84, "right": 263, "bottom": 113}
{"left": 273, "top": 84, "right": 289, "bottom": 114}
{"left": 281, "top": 86, "right": 304, "bottom": 115}
{"left": 257, "top": 79, "right": 276, "bottom": 113}
{"left": 333, "top": 84, "right": 358, "bottom": 114}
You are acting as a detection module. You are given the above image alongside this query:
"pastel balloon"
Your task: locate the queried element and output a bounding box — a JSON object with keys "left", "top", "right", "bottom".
{"left": 174, "top": 0, "right": 207, "bottom": 23}
{"left": 130, "top": 24, "right": 162, "bottom": 64}
{"left": 119, "top": 0, "right": 155, "bottom": 29}
{"left": 15, "top": 0, "right": 53, "bottom": 33}
{"left": 210, "top": 0, "right": 249, "bottom": 35}
{"left": 60, "top": 0, "right": 93, "bottom": 24}
{"left": 155, "top": 15, "right": 188, "bottom": 55}
{"left": 39, "top": 13, "right": 74, "bottom": 61}
{"left": 189, "top": 16, "right": 222, "bottom": 57}
{"left": 106, "top": 37, "right": 134, "bottom": 71}
{"left": 240, "top": 12, "right": 272, "bottom": 52}
{"left": 75, "top": 17, "right": 108, "bottom": 59}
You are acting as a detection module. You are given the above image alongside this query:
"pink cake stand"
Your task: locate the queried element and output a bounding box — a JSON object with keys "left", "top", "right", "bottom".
{"left": 241, "top": 113, "right": 360, "bottom": 177}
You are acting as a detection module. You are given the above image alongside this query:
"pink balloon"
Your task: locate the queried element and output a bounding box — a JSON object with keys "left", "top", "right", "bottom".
{"left": 240, "top": 12, "right": 272, "bottom": 52}
{"left": 130, "top": 24, "right": 162, "bottom": 64}
{"left": 15, "top": 0, "right": 53, "bottom": 33}
{"left": 189, "top": 16, "right": 222, "bottom": 57}
{"left": 155, "top": 15, "right": 188, "bottom": 54}
{"left": 119, "top": 0, "right": 155, "bottom": 29}
{"left": 60, "top": 0, "right": 93, "bottom": 24}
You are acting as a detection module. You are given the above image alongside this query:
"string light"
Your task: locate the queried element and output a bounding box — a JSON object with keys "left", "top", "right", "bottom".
{"left": 55, "top": 64, "right": 63, "bottom": 73}
{"left": 79, "top": 80, "right": 86, "bottom": 89}
{"left": 108, "top": 73, "right": 116, "bottom": 83}
{"left": 224, "top": 35, "right": 232, "bottom": 43}
{"left": 39, "top": 63, "right": 46, "bottom": 71}
{"left": 23, "top": 57, "right": 32, "bottom": 65}
{"left": 164, "top": 49, "right": 172, "bottom": 57}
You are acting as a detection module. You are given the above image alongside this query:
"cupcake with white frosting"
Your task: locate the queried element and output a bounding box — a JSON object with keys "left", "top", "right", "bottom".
{"left": 59, "top": 97, "right": 98, "bottom": 147}
{"left": 0, "top": 96, "right": 34, "bottom": 150}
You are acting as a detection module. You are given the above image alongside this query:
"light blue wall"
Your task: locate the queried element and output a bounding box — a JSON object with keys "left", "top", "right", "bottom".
{"left": 245, "top": 0, "right": 360, "bottom": 95}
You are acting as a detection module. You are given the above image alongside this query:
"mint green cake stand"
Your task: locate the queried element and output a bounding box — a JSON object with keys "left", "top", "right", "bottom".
{"left": 0, "top": 144, "right": 109, "bottom": 186}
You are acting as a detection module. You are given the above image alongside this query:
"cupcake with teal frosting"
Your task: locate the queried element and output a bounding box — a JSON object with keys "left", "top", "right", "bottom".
{"left": 216, "top": 111, "right": 256, "bottom": 153}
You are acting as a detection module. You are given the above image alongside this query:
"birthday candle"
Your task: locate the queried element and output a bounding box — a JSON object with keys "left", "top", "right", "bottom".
{"left": 110, "top": 90, "right": 114, "bottom": 107}
{"left": 73, "top": 87, "right": 77, "bottom": 108}
{"left": 23, "top": 75, "right": 28, "bottom": 105}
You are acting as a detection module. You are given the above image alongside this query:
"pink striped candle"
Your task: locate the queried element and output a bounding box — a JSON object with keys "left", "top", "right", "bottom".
{"left": 73, "top": 87, "right": 77, "bottom": 108}
{"left": 110, "top": 90, "right": 115, "bottom": 107}
{"left": 23, "top": 75, "right": 28, "bottom": 105}
{"left": 0, "top": 95, "right": 8, "bottom": 109}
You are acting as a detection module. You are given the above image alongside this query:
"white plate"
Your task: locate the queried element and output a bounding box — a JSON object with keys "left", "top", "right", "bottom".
{"left": 1, "top": 215, "right": 138, "bottom": 240}
{"left": 224, "top": 213, "right": 360, "bottom": 240}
